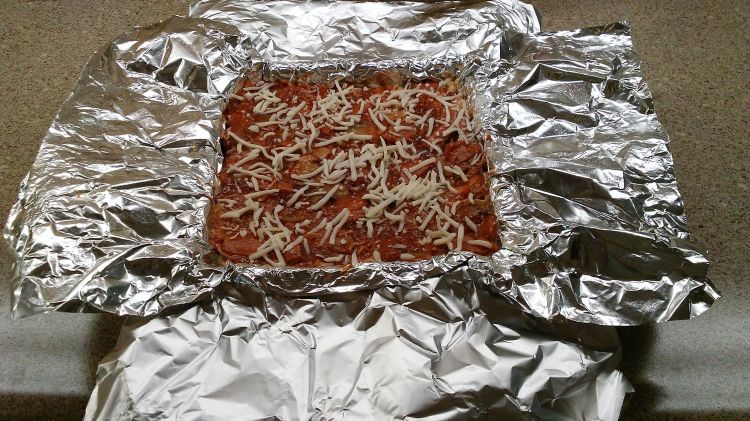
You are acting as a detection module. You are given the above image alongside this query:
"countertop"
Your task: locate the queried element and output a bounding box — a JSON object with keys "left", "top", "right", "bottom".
{"left": 0, "top": 1, "right": 747, "bottom": 419}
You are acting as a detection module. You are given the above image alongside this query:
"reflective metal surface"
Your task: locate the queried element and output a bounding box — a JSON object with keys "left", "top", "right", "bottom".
{"left": 480, "top": 23, "right": 720, "bottom": 324}
{"left": 84, "top": 278, "right": 632, "bottom": 420}
{"left": 189, "top": 0, "right": 540, "bottom": 61}
{"left": 3, "top": 1, "right": 716, "bottom": 326}
{"left": 3, "top": 17, "right": 243, "bottom": 318}
{"left": 3, "top": 1, "right": 540, "bottom": 319}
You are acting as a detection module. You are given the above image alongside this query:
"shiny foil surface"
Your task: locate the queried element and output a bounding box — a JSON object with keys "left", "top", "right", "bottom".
{"left": 84, "top": 278, "right": 632, "bottom": 420}
{"left": 4, "top": 17, "right": 245, "bottom": 318}
{"left": 3, "top": 0, "right": 717, "bottom": 326}
{"left": 4, "top": 1, "right": 540, "bottom": 318}
{"left": 189, "top": 0, "right": 540, "bottom": 62}
{"left": 479, "top": 23, "right": 720, "bottom": 324}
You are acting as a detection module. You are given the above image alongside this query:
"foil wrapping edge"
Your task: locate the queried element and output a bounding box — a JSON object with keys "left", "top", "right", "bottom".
{"left": 3, "top": 5, "right": 717, "bottom": 326}
{"left": 84, "top": 278, "right": 633, "bottom": 420}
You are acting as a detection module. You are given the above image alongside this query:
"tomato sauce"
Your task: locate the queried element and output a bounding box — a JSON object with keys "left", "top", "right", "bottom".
{"left": 209, "top": 74, "right": 500, "bottom": 266}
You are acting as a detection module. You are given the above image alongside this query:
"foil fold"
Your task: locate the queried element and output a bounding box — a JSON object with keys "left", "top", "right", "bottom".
{"left": 4, "top": 1, "right": 540, "bottom": 318}
{"left": 3, "top": 1, "right": 717, "bottom": 326}
{"left": 189, "top": 0, "right": 541, "bottom": 61}
{"left": 84, "top": 277, "right": 632, "bottom": 420}
{"left": 4, "top": 17, "right": 242, "bottom": 317}
{"left": 479, "top": 23, "right": 719, "bottom": 324}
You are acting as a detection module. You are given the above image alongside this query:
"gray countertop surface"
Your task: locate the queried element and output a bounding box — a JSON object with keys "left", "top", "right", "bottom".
{"left": 1, "top": 1, "right": 747, "bottom": 419}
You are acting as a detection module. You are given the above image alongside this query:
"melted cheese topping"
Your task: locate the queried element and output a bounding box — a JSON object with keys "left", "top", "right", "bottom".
{"left": 209, "top": 73, "right": 500, "bottom": 266}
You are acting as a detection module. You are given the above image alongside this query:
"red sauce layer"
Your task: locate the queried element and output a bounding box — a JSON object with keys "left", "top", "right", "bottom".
{"left": 209, "top": 73, "right": 500, "bottom": 266}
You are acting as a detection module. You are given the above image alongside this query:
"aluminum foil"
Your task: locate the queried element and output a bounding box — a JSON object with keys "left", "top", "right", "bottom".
{"left": 84, "top": 277, "right": 632, "bottom": 420}
{"left": 189, "top": 0, "right": 540, "bottom": 62}
{"left": 477, "top": 23, "right": 720, "bottom": 324}
{"left": 4, "top": 17, "right": 244, "bottom": 318}
{"left": 4, "top": 1, "right": 540, "bottom": 318}
{"left": 3, "top": 0, "right": 718, "bottom": 326}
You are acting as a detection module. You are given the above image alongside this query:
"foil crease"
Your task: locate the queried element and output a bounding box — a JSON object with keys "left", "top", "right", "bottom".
{"left": 4, "top": 1, "right": 540, "bottom": 318}
{"left": 84, "top": 277, "right": 632, "bottom": 420}
{"left": 3, "top": 17, "right": 244, "bottom": 317}
{"left": 189, "top": 0, "right": 541, "bottom": 61}
{"left": 3, "top": 1, "right": 717, "bottom": 326}
{"left": 479, "top": 23, "right": 720, "bottom": 324}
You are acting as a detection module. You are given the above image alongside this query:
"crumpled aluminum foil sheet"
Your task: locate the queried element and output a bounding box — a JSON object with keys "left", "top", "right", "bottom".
{"left": 3, "top": 17, "right": 245, "bottom": 318}
{"left": 477, "top": 23, "right": 720, "bottom": 324}
{"left": 3, "top": 0, "right": 718, "bottom": 326}
{"left": 84, "top": 277, "right": 632, "bottom": 421}
{"left": 4, "top": 1, "right": 540, "bottom": 319}
{"left": 189, "top": 0, "right": 540, "bottom": 62}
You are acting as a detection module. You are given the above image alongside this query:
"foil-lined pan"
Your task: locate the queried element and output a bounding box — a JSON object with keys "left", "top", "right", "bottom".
{"left": 3, "top": 1, "right": 540, "bottom": 318}
{"left": 3, "top": 0, "right": 717, "bottom": 326}
{"left": 84, "top": 277, "right": 632, "bottom": 420}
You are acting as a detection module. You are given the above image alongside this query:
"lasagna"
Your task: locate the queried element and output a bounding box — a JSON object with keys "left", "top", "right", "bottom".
{"left": 208, "top": 72, "right": 500, "bottom": 266}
